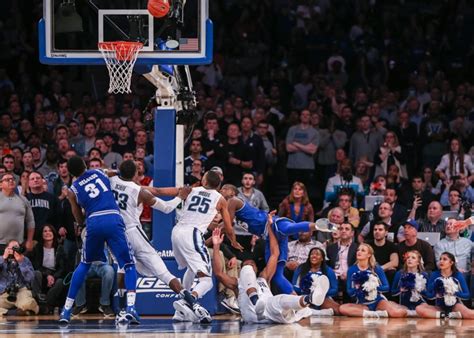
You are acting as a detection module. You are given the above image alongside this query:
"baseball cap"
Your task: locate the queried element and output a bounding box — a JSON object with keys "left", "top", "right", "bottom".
{"left": 210, "top": 166, "right": 223, "bottom": 175}
{"left": 403, "top": 219, "right": 419, "bottom": 231}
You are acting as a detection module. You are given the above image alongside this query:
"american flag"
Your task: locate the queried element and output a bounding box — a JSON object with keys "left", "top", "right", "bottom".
{"left": 179, "top": 38, "right": 199, "bottom": 51}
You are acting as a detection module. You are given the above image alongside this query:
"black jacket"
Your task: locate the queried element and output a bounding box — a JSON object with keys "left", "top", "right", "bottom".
{"left": 326, "top": 241, "right": 358, "bottom": 271}
{"left": 28, "top": 244, "right": 68, "bottom": 279}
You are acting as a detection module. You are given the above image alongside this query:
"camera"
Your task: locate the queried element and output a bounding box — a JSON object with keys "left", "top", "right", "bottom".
{"left": 4, "top": 246, "right": 24, "bottom": 303}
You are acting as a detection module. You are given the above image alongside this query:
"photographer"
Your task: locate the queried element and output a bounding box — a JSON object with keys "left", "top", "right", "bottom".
{"left": 0, "top": 240, "right": 38, "bottom": 315}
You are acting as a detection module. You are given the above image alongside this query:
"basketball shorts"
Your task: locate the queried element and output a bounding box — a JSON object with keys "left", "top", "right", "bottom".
{"left": 172, "top": 226, "right": 212, "bottom": 276}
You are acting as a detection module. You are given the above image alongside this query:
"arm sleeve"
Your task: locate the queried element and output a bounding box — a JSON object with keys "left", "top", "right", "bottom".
{"left": 435, "top": 155, "right": 448, "bottom": 173}
{"left": 346, "top": 265, "right": 356, "bottom": 297}
{"left": 324, "top": 178, "right": 337, "bottom": 203}
{"left": 151, "top": 197, "right": 181, "bottom": 213}
{"left": 391, "top": 270, "right": 401, "bottom": 296}
{"left": 433, "top": 243, "right": 443, "bottom": 263}
{"left": 326, "top": 267, "right": 339, "bottom": 297}
{"left": 257, "top": 191, "right": 270, "bottom": 212}
{"left": 454, "top": 272, "right": 471, "bottom": 299}
{"left": 285, "top": 127, "right": 296, "bottom": 145}
{"left": 292, "top": 266, "right": 302, "bottom": 294}
{"left": 375, "top": 265, "right": 390, "bottom": 293}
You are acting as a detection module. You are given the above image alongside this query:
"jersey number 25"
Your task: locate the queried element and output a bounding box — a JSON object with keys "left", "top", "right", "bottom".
{"left": 187, "top": 195, "right": 211, "bottom": 214}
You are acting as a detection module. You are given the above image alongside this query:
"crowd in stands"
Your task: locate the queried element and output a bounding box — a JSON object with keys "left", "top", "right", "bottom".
{"left": 0, "top": 0, "right": 472, "bottom": 317}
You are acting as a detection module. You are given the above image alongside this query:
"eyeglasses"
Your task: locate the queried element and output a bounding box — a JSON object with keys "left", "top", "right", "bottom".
{"left": 1, "top": 178, "right": 15, "bottom": 183}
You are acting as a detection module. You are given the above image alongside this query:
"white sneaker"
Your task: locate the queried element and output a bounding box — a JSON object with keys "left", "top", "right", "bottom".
{"left": 173, "top": 300, "right": 199, "bottom": 322}
{"left": 192, "top": 303, "right": 212, "bottom": 324}
{"left": 310, "top": 275, "right": 330, "bottom": 306}
{"left": 375, "top": 310, "right": 389, "bottom": 318}
{"left": 448, "top": 311, "right": 462, "bottom": 319}
{"left": 407, "top": 310, "right": 418, "bottom": 317}
{"left": 310, "top": 308, "right": 334, "bottom": 316}
{"left": 363, "top": 310, "right": 380, "bottom": 318}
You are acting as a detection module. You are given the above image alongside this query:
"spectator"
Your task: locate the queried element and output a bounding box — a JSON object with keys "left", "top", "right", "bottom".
{"left": 221, "top": 123, "right": 252, "bottom": 186}
{"left": 422, "top": 166, "right": 442, "bottom": 196}
{"left": 440, "top": 174, "right": 474, "bottom": 205}
{"left": 415, "top": 201, "right": 446, "bottom": 237}
{"left": 255, "top": 121, "right": 277, "bottom": 169}
{"left": 318, "top": 124, "right": 347, "bottom": 181}
{"left": 433, "top": 219, "right": 472, "bottom": 278}
{"left": 25, "top": 172, "right": 62, "bottom": 242}
{"left": 318, "top": 207, "right": 344, "bottom": 245}
{"left": 366, "top": 222, "right": 399, "bottom": 284}
{"left": 0, "top": 173, "right": 34, "bottom": 253}
{"left": 407, "top": 175, "right": 436, "bottom": 220}
{"left": 183, "top": 138, "right": 207, "bottom": 177}
{"left": 374, "top": 131, "right": 407, "bottom": 179}
{"left": 278, "top": 181, "right": 314, "bottom": 222}
{"left": 95, "top": 137, "right": 122, "bottom": 170}
{"left": 326, "top": 222, "right": 357, "bottom": 301}
{"left": 372, "top": 185, "right": 408, "bottom": 228}
{"left": 83, "top": 120, "right": 98, "bottom": 155}
{"left": 22, "top": 151, "right": 35, "bottom": 173}
{"left": 184, "top": 159, "right": 204, "bottom": 186}
{"left": 237, "top": 173, "right": 268, "bottom": 211}
{"left": 285, "top": 109, "right": 319, "bottom": 189}
{"left": 349, "top": 115, "right": 383, "bottom": 164}
{"left": 393, "top": 111, "right": 418, "bottom": 177}
{"left": 435, "top": 137, "right": 474, "bottom": 183}
{"left": 37, "top": 145, "right": 59, "bottom": 177}
{"left": 360, "top": 202, "right": 401, "bottom": 243}
{"left": 29, "top": 225, "right": 68, "bottom": 312}
{"left": 386, "top": 164, "right": 412, "bottom": 207}
{"left": 286, "top": 230, "right": 324, "bottom": 280}
{"left": 240, "top": 116, "right": 265, "bottom": 185}
{"left": 441, "top": 187, "right": 463, "bottom": 212}
{"left": 292, "top": 247, "right": 340, "bottom": 316}
{"left": 324, "top": 159, "right": 364, "bottom": 208}
{"left": 0, "top": 240, "right": 38, "bottom": 315}
{"left": 2, "top": 154, "right": 18, "bottom": 183}
{"left": 397, "top": 219, "right": 435, "bottom": 272}
{"left": 67, "top": 120, "right": 85, "bottom": 156}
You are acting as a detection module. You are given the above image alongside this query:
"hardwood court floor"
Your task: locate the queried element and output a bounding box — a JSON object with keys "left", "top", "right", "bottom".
{"left": 0, "top": 315, "right": 473, "bottom": 337}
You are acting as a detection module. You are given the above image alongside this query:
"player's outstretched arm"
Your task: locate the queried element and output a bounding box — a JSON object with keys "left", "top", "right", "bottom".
{"left": 227, "top": 197, "right": 243, "bottom": 223}
{"left": 211, "top": 227, "right": 238, "bottom": 291}
{"left": 218, "top": 197, "right": 244, "bottom": 252}
{"left": 142, "top": 186, "right": 182, "bottom": 197}
{"left": 67, "top": 189, "right": 85, "bottom": 225}
{"left": 260, "top": 211, "right": 279, "bottom": 283}
{"left": 139, "top": 188, "right": 182, "bottom": 214}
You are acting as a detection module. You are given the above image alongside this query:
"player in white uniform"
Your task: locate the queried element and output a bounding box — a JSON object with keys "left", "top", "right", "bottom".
{"left": 171, "top": 170, "right": 243, "bottom": 322}
{"left": 109, "top": 160, "right": 212, "bottom": 323}
{"left": 211, "top": 219, "right": 330, "bottom": 324}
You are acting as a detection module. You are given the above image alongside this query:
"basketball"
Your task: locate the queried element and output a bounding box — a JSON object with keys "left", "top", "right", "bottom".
{"left": 147, "top": 0, "right": 170, "bottom": 18}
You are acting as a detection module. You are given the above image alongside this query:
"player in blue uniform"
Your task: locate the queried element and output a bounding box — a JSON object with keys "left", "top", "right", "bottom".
{"left": 59, "top": 156, "right": 139, "bottom": 325}
{"left": 220, "top": 184, "right": 334, "bottom": 294}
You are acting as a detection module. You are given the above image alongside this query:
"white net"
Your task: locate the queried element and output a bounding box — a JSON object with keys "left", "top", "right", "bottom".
{"left": 98, "top": 41, "right": 143, "bottom": 94}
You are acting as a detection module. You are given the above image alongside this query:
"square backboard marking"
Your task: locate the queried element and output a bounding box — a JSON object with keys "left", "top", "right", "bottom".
{"left": 98, "top": 10, "right": 154, "bottom": 52}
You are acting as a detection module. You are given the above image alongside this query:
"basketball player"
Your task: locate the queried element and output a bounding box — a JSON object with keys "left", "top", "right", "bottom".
{"left": 109, "top": 160, "right": 212, "bottom": 323}
{"left": 171, "top": 170, "right": 243, "bottom": 323}
{"left": 59, "top": 156, "right": 138, "bottom": 324}
{"left": 211, "top": 225, "right": 330, "bottom": 323}
{"left": 220, "top": 184, "right": 335, "bottom": 294}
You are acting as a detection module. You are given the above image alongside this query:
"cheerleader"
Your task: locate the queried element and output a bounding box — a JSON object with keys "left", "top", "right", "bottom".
{"left": 339, "top": 243, "right": 407, "bottom": 318}
{"left": 292, "top": 247, "right": 340, "bottom": 315}
{"left": 416, "top": 252, "right": 474, "bottom": 319}
{"left": 391, "top": 250, "right": 428, "bottom": 317}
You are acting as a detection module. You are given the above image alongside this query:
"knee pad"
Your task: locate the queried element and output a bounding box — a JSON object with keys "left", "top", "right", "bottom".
{"left": 240, "top": 265, "right": 258, "bottom": 292}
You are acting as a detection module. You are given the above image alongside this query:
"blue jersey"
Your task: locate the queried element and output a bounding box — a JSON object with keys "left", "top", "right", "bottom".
{"left": 70, "top": 169, "right": 119, "bottom": 218}
{"left": 235, "top": 200, "right": 267, "bottom": 236}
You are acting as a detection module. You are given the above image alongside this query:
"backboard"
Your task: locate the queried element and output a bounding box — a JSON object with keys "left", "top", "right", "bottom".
{"left": 39, "top": 0, "right": 212, "bottom": 65}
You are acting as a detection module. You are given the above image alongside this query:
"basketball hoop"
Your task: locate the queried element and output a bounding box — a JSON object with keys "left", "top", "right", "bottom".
{"left": 98, "top": 41, "right": 143, "bottom": 94}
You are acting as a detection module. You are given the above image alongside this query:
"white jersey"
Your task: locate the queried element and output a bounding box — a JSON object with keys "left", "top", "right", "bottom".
{"left": 176, "top": 186, "right": 222, "bottom": 233}
{"left": 238, "top": 277, "right": 272, "bottom": 323}
{"left": 109, "top": 176, "right": 141, "bottom": 230}
{"left": 239, "top": 277, "right": 310, "bottom": 324}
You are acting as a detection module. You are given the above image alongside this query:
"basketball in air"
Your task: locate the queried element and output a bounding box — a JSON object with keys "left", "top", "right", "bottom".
{"left": 147, "top": 0, "right": 170, "bottom": 18}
